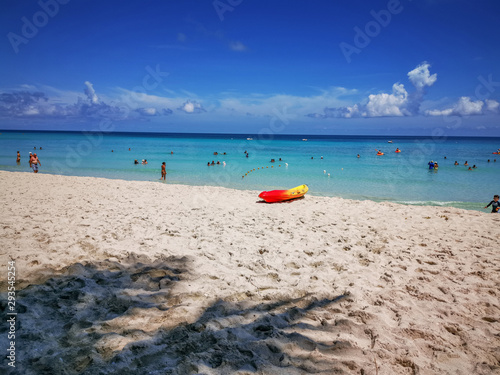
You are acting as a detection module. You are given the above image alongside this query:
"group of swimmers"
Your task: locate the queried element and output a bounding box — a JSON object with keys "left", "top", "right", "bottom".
{"left": 428, "top": 161, "right": 439, "bottom": 170}
{"left": 134, "top": 159, "right": 148, "bottom": 165}
{"left": 16, "top": 148, "right": 42, "bottom": 173}
{"left": 207, "top": 160, "right": 226, "bottom": 166}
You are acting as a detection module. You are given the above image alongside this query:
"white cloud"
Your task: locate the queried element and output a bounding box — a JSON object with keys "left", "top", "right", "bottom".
{"left": 365, "top": 83, "right": 409, "bottom": 117}
{"left": 307, "top": 63, "right": 437, "bottom": 119}
{"left": 407, "top": 62, "right": 437, "bottom": 90}
{"left": 454, "top": 96, "right": 483, "bottom": 115}
{"left": 485, "top": 99, "right": 499, "bottom": 112}
{"left": 426, "top": 96, "right": 486, "bottom": 116}
{"left": 229, "top": 41, "right": 247, "bottom": 51}
{"left": 84, "top": 81, "right": 99, "bottom": 104}
{"left": 178, "top": 100, "right": 206, "bottom": 114}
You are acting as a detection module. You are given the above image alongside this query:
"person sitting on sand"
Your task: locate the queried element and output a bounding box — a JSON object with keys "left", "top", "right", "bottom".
{"left": 16, "top": 151, "right": 20, "bottom": 163}
{"left": 31, "top": 153, "right": 41, "bottom": 173}
{"left": 161, "top": 162, "right": 166, "bottom": 180}
{"left": 484, "top": 195, "right": 500, "bottom": 213}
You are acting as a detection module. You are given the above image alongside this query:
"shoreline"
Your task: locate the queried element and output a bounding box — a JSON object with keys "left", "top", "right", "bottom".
{"left": 1, "top": 170, "right": 499, "bottom": 374}
{"left": 0, "top": 169, "right": 489, "bottom": 212}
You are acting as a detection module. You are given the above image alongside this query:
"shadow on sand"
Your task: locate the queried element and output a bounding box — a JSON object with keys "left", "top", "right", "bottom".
{"left": 0, "top": 254, "right": 369, "bottom": 375}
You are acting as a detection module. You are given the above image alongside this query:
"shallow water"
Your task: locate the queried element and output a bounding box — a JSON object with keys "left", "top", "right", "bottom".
{"left": 1, "top": 130, "right": 499, "bottom": 210}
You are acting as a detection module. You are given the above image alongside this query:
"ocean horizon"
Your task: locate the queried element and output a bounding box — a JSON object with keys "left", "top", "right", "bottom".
{"left": 1, "top": 130, "right": 499, "bottom": 211}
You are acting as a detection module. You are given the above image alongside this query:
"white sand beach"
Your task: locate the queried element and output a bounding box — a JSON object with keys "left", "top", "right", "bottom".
{"left": 0, "top": 170, "right": 499, "bottom": 374}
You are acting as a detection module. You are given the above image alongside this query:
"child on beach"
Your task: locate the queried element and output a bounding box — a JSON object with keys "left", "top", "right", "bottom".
{"left": 484, "top": 195, "right": 499, "bottom": 213}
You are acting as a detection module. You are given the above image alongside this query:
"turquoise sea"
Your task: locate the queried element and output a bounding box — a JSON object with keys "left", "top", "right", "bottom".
{"left": 1, "top": 130, "right": 499, "bottom": 211}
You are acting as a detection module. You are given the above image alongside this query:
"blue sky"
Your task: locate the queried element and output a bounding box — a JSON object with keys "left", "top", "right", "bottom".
{"left": 1, "top": 0, "right": 499, "bottom": 135}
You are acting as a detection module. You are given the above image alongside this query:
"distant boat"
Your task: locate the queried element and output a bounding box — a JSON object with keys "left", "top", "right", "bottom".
{"left": 388, "top": 140, "right": 393, "bottom": 143}
{"left": 246, "top": 138, "right": 253, "bottom": 140}
{"left": 302, "top": 139, "right": 308, "bottom": 141}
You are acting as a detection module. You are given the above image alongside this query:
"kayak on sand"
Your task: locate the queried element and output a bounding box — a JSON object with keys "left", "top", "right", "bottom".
{"left": 258, "top": 184, "right": 308, "bottom": 203}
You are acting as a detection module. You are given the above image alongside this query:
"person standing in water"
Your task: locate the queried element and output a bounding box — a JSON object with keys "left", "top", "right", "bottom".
{"left": 16, "top": 151, "right": 20, "bottom": 163}
{"left": 161, "top": 162, "right": 167, "bottom": 180}
{"left": 31, "top": 153, "right": 41, "bottom": 173}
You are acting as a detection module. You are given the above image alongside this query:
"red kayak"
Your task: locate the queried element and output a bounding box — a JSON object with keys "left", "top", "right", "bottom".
{"left": 258, "top": 184, "right": 308, "bottom": 203}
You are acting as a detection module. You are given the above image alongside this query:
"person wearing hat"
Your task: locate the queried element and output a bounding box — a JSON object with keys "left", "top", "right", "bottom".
{"left": 428, "top": 160, "right": 435, "bottom": 170}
